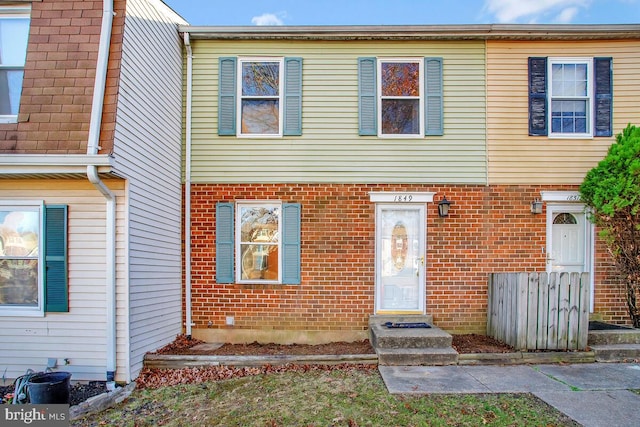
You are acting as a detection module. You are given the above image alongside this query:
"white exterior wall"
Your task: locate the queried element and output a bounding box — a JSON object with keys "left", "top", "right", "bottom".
{"left": 113, "top": 0, "right": 186, "bottom": 380}
{"left": 0, "top": 181, "right": 126, "bottom": 382}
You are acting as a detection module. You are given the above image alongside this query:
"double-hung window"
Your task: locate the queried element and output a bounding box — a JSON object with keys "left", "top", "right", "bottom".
{"left": 529, "top": 56, "right": 612, "bottom": 137}
{"left": 0, "top": 6, "right": 30, "bottom": 123}
{"left": 239, "top": 59, "right": 283, "bottom": 136}
{"left": 218, "top": 57, "right": 303, "bottom": 137}
{"left": 0, "top": 203, "right": 68, "bottom": 316}
{"left": 358, "top": 57, "right": 443, "bottom": 137}
{"left": 379, "top": 59, "right": 423, "bottom": 136}
{"left": 549, "top": 59, "right": 592, "bottom": 137}
{"left": 237, "top": 202, "right": 281, "bottom": 282}
{"left": 216, "top": 201, "right": 300, "bottom": 285}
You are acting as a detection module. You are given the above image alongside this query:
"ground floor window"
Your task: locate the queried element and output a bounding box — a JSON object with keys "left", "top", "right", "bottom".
{"left": 216, "top": 201, "right": 300, "bottom": 285}
{"left": 238, "top": 202, "right": 281, "bottom": 283}
{"left": 0, "top": 203, "right": 42, "bottom": 312}
{"left": 0, "top": 202, "right": 67, "bottom": 316}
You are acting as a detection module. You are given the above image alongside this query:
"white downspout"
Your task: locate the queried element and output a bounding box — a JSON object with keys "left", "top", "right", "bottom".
{"left": 86, "top": 0, "right": 116, "bottom": 387}
{"left": 184, "top": 32, "right": 193, "bottom": 337}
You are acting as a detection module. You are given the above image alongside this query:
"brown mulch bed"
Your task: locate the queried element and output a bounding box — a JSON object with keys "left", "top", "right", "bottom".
{"left": 136, "top": 333, "right": 516, "bottom": 389}
{"left": 153, "top": 333, "right": 515, "bottom": 356}
{"left": 452, "top": 333, "right": 515, "bottom": 354}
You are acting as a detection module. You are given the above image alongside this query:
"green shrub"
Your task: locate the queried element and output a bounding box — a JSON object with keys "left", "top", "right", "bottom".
{"left": 580, "top": 124, "right": 640, "bottom": 327}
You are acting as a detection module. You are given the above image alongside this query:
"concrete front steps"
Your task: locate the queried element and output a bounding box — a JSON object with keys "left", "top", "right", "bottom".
{"left": 369, "top": 315, "right": 458, "bottom": 366}
{"left": 588, "top": 325, "right": 640, "bottom": 362}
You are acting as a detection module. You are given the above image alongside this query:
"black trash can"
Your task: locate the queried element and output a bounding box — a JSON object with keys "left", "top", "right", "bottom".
{"left": 27, "top": 372, "right": 71, "bottom": 404}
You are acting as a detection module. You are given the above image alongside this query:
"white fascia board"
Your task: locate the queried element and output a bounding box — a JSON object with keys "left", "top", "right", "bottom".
{"left": 0, "top": 154, "right": 113, "bottom": 175}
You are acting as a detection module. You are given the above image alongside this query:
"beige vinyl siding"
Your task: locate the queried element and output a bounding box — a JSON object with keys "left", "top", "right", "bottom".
{"left": 189, "top": 40, "right": 487, "bottom": 184}
{"left": 0, "top": 180, "right": 127, "bottom": 382}
{"left": 115, "top": 0, "right": 185, "bottom": 381}
{"left": 487, "top": 40, "right": 640, "bottom": 184}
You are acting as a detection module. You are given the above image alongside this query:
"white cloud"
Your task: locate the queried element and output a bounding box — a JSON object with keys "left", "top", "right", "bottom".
{"left": 483, "top": 0, "right": 590, "bottom": 23}
{"left": 556, "top": 7, "right": 579, "bottom": 23}
{"left": 251, "top": 12, "right": 285, "bottom": 26}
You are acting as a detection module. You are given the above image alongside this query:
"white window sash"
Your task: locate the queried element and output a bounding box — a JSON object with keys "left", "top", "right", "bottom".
{"left": 377, "top": 58, "right": 424, "bottom": 138}
{"left": 0, "top": 200, "right": 45, "bottom": 317}
{"left": 236, "top": 57, "right": 284, "bottom": 138}
{"left": 235, "top": 201, "right": 282, "bottom": 284}
{"left": 548, "top": 57, "right": 594, "bottom": 138}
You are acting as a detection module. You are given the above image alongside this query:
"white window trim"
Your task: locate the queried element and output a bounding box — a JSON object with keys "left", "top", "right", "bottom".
{"left": 0, "top": 200, "right": 45, "bottom": 317}
{"left": 235, "top": 201, "right": 282, "bottom": 284}
{"left": 0, "top": 5, "right": 30, "bottom": 124}
{"left": 236, "top": 57, "right": 284, "bottom": 138}
{"left": 377, "top": 58, "right": 424, "bottom": 138}
{"left": 548, "top": 57, "right": 594, "bottom": 139}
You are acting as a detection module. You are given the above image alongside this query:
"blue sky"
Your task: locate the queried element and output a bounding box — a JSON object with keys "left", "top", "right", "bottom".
{"left": 162, "top": 0, "right": 640, "bottom": 26}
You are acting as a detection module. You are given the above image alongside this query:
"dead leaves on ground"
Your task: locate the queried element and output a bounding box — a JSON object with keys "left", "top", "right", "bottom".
{"left": 136, "top": 363, "right": 378, "bottom": 389}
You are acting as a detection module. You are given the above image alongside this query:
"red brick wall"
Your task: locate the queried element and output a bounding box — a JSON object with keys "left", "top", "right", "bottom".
{"left": 187, "top": 183, "right": 627, "bottom": 337}
{"left": 0, "top": 0, "right": 124, "bottom": 154}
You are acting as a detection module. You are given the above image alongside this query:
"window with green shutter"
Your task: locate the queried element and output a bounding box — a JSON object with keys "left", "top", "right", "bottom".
{"left": 358, "top": 57, "right": 443, "bottom": 137}
{"left": 44, "top": 205, "right": 68, "bottom": 312}
{"left": 0, "top": 202, "right": 68, "bottom": 315}
{"left": 215, "top": 201, "right": 300, "bottom": 285}
{"left": 218, "top": 57, "right": 303, "bottom": 137}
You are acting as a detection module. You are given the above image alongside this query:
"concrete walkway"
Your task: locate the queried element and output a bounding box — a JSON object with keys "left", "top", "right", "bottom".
{"left": 379, "top": 363, "right": 640, "bottom": 427}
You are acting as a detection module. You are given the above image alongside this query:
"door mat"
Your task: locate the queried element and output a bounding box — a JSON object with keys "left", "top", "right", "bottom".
{"left": 588, "top": 321, "right": 634, "bottom": 331}
{"left": 384, "top": 322, "right": 431, "bottom": 329}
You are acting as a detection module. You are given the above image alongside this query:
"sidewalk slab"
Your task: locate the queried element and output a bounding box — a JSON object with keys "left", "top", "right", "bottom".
{"left": 536, "top": 363, "right": 640, "bottom": 390}
{"left": 462, "top": 365, "right": 570, "bottom": 393}
{"left": 380, "top": 365, "right": 570, "bottom": 394}
{"left": 379, "top": 362, "right": 640, "bottom": 426}
{"left": 535, "top": 390, "right": 640, "bottom": 427}
{"left": 379, "top": 366, "right": 491, "bottom": 394}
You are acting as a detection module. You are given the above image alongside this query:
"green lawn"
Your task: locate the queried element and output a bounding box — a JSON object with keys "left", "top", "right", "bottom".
{"left": 72, "top": 368, "right": 579, "bottom": 426}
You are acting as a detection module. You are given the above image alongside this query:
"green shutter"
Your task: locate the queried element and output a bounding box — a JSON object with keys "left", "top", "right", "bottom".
{"left": 528, "top": 57, "right": 548, "bottom": 136}
{"left": 424, "top": 57, "right": 443, "bottom": 136}
{"left": 358, "top": 57, "right": 377, "bottom": 136}
{"left": 594, "top": 57, "right": 613, "bottom": 137}
{"left": 216, "top": 202, "right": 234, "bottom": 283}
{"left": 218, "top": 57, "right": 237, "bottom": 136}
{"left": 284, "top": 57, "right": 303, "bottom": 136}
{"left": 281, "top": 203, "right": 300, "bottom": 285}
{"left": 44, "top": 205, "right": 68, "bottom": 312}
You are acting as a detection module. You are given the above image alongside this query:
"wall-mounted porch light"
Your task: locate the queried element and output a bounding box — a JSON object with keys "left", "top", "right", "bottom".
{"left": 530, "top": 199, "right": 543, "bottom": 214}
{"left": 438, "top": 196, "right": 451, "bottom": 218}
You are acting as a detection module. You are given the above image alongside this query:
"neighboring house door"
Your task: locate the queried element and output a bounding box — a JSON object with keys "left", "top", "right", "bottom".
{"left": 546, "top": 203, "right": 594, "bottom": 310}
{"left": 375, "top": 204, "right": 426, "bottom": 314}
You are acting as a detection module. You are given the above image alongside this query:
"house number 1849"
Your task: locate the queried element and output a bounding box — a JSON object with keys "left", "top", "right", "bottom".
{"left": 394, "top": 195, "right": 413, "bottom": 202}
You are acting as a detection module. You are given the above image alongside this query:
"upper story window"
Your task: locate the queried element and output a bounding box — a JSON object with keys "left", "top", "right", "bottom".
{"left": 379, "top": 59, "right": 423, "bottom": 136}
{"left": 549, "top": 58, "right": 592, "bottom": 137}
{"left": 218, "top": 57, "right": 303, "bottom": 137}
{"left": 528, "top": 56, "right": 612, "bottom": 138}
{"left": 358, "top": 57, "right": 443, "bottom": 137}
{"left": 0, "top": 6, "right": 30, "bottom": 124}
{"left": 239, "top": 58, "right": 283, "bottom": 136}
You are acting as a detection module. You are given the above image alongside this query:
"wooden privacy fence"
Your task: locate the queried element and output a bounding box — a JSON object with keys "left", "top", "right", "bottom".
{"left": 487, "top": 272, "right": 590, "bottom": 351}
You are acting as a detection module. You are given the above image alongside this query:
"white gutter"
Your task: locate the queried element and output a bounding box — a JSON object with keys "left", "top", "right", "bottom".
{"left": 184, "top": 32, "right": 193, "bottom": 337}
{"left": 86, "top": 0, "right": 117, "bottom": 388}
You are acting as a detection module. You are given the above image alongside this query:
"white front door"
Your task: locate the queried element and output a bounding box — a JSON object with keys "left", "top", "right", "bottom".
{"left": 546, "top": 203, "right": 594, "bottom": 310}
{"left": 375, "top": 204, "right": 426, "bottom": 314}
{"left": 546, "top": 205, "right": 591, "bottom": 273}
